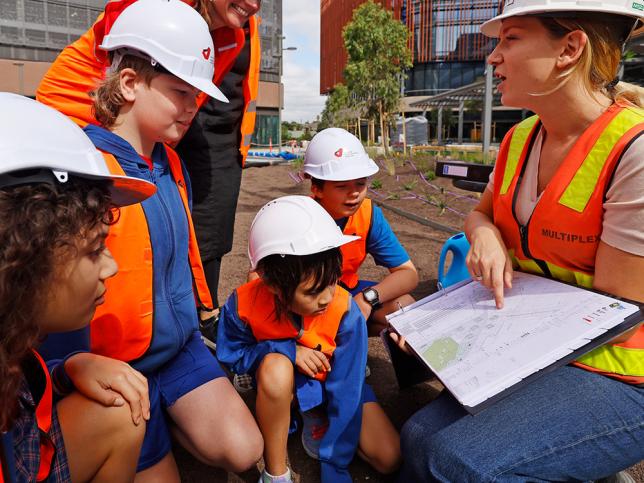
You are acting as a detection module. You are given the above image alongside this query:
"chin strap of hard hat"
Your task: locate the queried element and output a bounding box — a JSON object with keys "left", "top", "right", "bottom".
{"left": 0, "top": 169, "right": 69, "bottom": 189}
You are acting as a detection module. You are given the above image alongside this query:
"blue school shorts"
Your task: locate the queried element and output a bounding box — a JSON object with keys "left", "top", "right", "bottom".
{"left": 137, "top": 331, "right": 227, "bottom": 471}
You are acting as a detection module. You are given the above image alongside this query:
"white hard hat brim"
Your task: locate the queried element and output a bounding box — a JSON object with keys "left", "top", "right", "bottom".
{"left": 481, "top": 5, "right": 643, "bottom": 37}
{"left": 249, "top": 233, "right": 361, "bottom": 270}
{"left": 308, "top": 161, "right": 380, "bottom": 182}
{"left": 184, "top": 74, "right": 229, "bottom": 103}
{"left": 0, "top": 147, "right": 156, "bottom": 208}
{"left": 99, "top": 43, "right": 229, "bottom": 103}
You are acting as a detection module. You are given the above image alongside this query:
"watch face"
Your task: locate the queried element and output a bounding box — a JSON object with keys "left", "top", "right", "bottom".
{"left": 363, "top": 288, "right": 377, "bottom": 303}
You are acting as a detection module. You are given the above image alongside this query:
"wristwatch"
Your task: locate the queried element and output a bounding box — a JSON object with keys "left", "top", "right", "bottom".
{"left": 361, "top": 287, "right": 382, "bottom": 310}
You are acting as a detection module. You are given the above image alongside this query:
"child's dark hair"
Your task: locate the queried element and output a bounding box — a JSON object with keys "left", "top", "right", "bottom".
{"left": 309, "top": 176, "right": 325, "bottom": 190}
{"left": 257, "top": 247, "right": 342, "bottom": 319}
{"left": 0, "top": 177, "right": 115, "bottom": 431}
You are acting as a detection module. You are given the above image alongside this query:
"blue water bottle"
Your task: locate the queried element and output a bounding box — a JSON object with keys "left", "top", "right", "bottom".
{"left": 438, "top": 232, "right": 471, "bottom": 289}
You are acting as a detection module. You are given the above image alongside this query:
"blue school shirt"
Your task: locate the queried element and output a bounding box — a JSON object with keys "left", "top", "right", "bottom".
{"left": 38, "top": 125, "right": 199, "bottom": 374}
{"left": 216, "top": 290, "right": 368, "bottom": 483}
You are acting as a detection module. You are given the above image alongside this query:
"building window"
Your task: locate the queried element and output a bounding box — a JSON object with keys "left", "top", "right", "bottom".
{"left": 405, "top": 61, "right": 485, "bottom": 94}
{"left": 253, "top": 112, "right": 280, "bottom": 148}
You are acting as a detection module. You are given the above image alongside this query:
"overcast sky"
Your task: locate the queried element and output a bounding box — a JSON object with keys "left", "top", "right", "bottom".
{"left": 281, "top": 0, "right": 327, "bottom": 123}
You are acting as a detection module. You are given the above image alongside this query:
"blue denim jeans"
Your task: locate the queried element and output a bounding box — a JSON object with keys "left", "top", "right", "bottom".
{"left": 399, "top": 366, "right": 644, "bottom": 482}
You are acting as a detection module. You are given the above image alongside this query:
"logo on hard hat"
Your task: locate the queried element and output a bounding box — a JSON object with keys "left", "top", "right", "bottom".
{"left": 202, "top": 47, "right": 211, "bottom": 60}
{"left": 334, "top": 148, "right": 343, "bottom": 157}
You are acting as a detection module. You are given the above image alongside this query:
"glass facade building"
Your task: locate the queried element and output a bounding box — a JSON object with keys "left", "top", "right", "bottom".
{"left": 254, "top": 0, "right": 281, "bottom": 147}
{"left": 258, "top": 0, "right": 281, "bottom": 83}
{"left": 0, "top": 0, "right": 103, "bottom": 61}
{"left": 320, "top": 0, "right": 499, "bottom": 95}
{"left": 0, "top": 0, "right": 283, "bottom": 148}
{"left": 401, "top": 0, "right": 498, "bottom": 95}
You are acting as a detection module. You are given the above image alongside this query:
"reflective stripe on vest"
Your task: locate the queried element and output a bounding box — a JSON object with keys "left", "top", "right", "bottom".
{"left": 493, "top": 104, "right": 644, "bottom": 384}
{"left": 32, "top": 351, "right": 54, "bottom": 482}
{"left": 239, "top": 16, "right": 260, "bottom": 166}
{"left": 339, "top": 198, "right": 373, "bottom": 290}
{"left": 91, "top": 147, "right": 213, "bottom": 362}
{"left": 236, "top": 279, "right": 351, "bottom": 382}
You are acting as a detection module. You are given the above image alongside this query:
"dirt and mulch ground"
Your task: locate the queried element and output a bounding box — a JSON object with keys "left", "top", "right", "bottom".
{"left": 175, "top": 162, "right": 643, "bottom": 482}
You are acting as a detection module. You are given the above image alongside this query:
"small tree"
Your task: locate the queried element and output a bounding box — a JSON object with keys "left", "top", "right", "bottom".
{"left": 281, "top": 122, "right": 291, "bottom": 142}
{"left": 319, "top": 83, "right": 351, "bottom": 130}
{"left": 343, "top": 1, "right": 412, "bottom": 154}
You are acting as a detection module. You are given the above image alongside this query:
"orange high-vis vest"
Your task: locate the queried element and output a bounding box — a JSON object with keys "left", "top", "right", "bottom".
{"left": 339, "top": 198, "right": 373, "bottom": 290}
{"left": 31, "top": 351, "right": 55, "bottom": 482}
{"left": 91, "top": 146, "right": 213, "bottom": 362}
{"left": 36, "top": 0, "right": 260, "bottom": 164}
{"left": 493, "top": 103, "right": 644, "bottom": 384}
{"left": 235, "top": 279, "right": 351, "bottom": 382}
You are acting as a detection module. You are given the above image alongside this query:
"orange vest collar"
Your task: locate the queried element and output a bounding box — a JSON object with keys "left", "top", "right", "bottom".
{"left": 236, "top": 279, "right": 351, "bottom": 382}
{"left": 340, "top": 198, "right": 373, "bottom": 290}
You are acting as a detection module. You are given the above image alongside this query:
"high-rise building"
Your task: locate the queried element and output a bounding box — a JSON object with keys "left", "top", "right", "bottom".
{"left": 0, "top": 0, "right": 283, "bottom": 146}
{"left": 0, "top": 0, "right": 104, "bottom": 62}
{"left": 254, "top": 0, "right": 283, "bottom": 147}
{"left": 320, "top": 0, "right": 507, "bottom": 141}
{"left": 401, "top": 0, "right": 498, "bottom": 95}
{"left": 0, "top": 0, "right": 105, "bottom": 95}
{"left": 320, "top": 0, "right": 498, "bottom": 96}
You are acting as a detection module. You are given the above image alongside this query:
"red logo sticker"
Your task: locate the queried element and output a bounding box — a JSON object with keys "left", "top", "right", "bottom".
{"left": 202, "top": 47, "right": 211, "bottom": 60}
{"left": 334, "top": 148, "right": 343, "bottom": 157}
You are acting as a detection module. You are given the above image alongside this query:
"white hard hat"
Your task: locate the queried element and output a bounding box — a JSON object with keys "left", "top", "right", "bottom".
{"left": 481, "top": 0, "right": 644, "bottom": 37}
{"left": 303, "top": 128, "right": 379, "bottom": 181}
{"left": 0, "top": 93, "right": 155, "bottom": 206}
{"left": 99, "top": 0, "right": 228, "bottom": 103}
{"left": 248, "top": 195, "right": 360, "bottom": 270}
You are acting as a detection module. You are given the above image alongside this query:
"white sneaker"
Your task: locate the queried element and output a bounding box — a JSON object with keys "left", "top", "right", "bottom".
{"left": 259, "top": 468, "right": 292, "bottom": 483}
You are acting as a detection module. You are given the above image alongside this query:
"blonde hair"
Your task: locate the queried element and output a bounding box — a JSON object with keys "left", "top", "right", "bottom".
{"left": 191, "top": 0, "right": 213, "bottom": 29}
{"left": 538, "top": 13, "right": 643, "bottom": 107}
{"left": 91, "top": 53, "right": 160, "bottom": 128}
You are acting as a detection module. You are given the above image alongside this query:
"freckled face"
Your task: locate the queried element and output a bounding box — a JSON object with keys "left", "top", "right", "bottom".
{"left": 311, "top": 178, "right": 368, "bottom": 220}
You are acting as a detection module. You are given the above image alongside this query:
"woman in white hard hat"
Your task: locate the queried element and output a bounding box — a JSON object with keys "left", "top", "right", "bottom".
{"left": 217, "top": 196, "right": 401, "bottom": 483}
{"left": 0, "top": 94, "right": 156, "bottom": 482}
{"left": 399, "top": 1, "right": 644, "bottom": 480}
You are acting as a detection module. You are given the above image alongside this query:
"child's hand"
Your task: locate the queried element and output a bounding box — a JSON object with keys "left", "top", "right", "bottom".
{"left": 64, "top": 352, "right": 150, "bottom": 426}
{"left": 295, "top": 346, "right": 331, "bottom": 377}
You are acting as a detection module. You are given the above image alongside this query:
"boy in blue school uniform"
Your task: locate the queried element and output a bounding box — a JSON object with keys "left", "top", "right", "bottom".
{"left": 304, "top": 128, "right": 419, "bottom": 335}
{"left": 217, "top": 196, "right": 400, "bottom": 483}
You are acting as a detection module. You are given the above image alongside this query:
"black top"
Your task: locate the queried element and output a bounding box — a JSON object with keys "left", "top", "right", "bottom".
{"left": 175, "top": 27, "right": 252, "bottom": 258}
{"left": 177, "top": 28, "right": 251, "bottom": 189}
